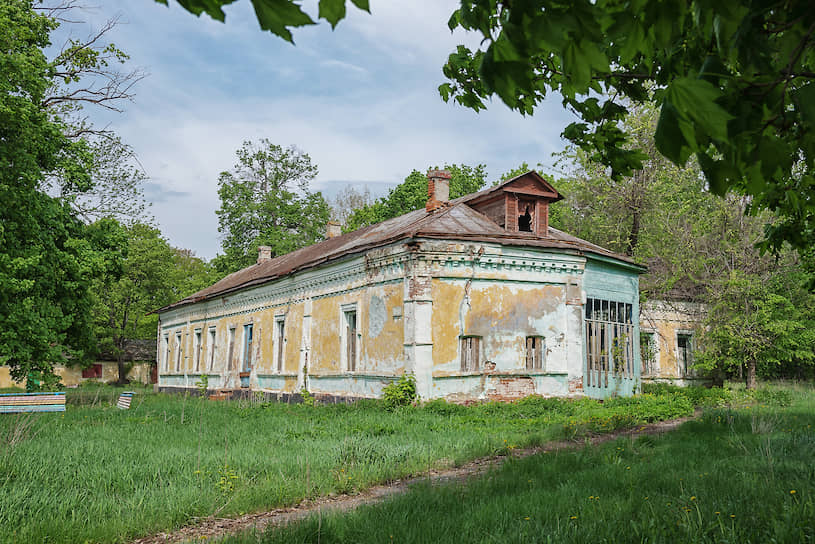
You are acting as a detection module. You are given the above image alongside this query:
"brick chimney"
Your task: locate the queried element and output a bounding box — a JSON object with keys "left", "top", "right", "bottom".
{"left": 326, "top": 221, "right": 342, "bottom": 238}
{"left": 257, "top": 246, "right": 272, "bottom": 264}
{"left": 426, "top": 169, "right": 451, "bottom": 212}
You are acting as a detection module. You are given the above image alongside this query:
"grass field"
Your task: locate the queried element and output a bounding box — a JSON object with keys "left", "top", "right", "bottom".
{"left": 0, "top": 384, "right": 706, "bottom": 543}
{"left": 224, "top": 386, "right": 815, "bottom": 544}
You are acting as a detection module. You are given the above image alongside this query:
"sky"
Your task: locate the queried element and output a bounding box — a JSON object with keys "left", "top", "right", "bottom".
{"left": 60, "top": 1, "right": 574, "bottom": 260}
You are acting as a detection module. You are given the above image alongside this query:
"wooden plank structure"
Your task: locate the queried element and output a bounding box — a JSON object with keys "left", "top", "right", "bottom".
{"left": 0, "top": 392, "right": 66, "bottom": 413}
{"left": 117, "top": 391, "right": 136, "bottom": 410}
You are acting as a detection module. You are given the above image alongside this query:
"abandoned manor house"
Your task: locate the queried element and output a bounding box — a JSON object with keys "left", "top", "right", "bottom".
{"left": 155, "top": 170, "right": 648, "bottom": 401}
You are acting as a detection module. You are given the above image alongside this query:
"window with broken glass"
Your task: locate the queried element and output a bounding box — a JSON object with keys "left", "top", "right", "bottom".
{"left": 677, "top": 332, "right": 694, "bottom": 376}
{"left": 460, "top": 336, "right": 481, "bottom": 372}
{"left": 585, "top": 299, "right": 635, "bottom": 387}
{"left": 525, "top": 336, "right": 545, "bottom": 370}
{"left": 640, "top": 331, "right": 657, "bottom": 375}
{"left": 343, "top": 308, "right": 357, "bottom": 372}
{"left": 275, "top": 317, "right": 285, "bottom": 373}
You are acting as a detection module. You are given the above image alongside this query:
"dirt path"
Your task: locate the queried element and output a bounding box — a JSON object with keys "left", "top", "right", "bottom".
{"left": 132, "top": 414, "right": 696, "bottom": 544}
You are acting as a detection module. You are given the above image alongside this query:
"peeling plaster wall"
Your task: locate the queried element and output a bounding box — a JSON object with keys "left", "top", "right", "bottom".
{"left": 409, "top": 241, "right": 586, "bottom": 401}
{"left": 157, "top": 243, "right": 409, "bottom": 397}
{"left": 157, "top": 238, "right": 643, "bottom": 402}
{"left": 640, "top": 300, "right": 706, "bottom": 384}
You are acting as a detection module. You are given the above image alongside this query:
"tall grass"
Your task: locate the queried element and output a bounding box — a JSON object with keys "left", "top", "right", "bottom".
{"left": 227, "top": 390, "right": 815, "bottom": 544}
{"left": 0, "top": 387, "right": 702, "bottom": 543}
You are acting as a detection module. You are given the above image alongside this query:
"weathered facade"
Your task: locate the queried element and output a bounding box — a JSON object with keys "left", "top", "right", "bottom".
{"left": 639, "top": 300, "right": 706, "bottom": 385}
{"left": 156, "top": 171, "right": 646, "bottom": 401}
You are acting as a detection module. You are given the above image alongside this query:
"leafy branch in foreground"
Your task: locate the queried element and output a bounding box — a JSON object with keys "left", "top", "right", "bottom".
{"left": 440, "top": 0, "right": 815, "bottom": 256}
{"left": 156, "top": 0, "right": 370, "bottom": 42}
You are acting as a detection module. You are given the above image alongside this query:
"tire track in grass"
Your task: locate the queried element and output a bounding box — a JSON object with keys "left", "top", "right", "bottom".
{"left": 131, "top": 413, "right": 697, "bottom": 544}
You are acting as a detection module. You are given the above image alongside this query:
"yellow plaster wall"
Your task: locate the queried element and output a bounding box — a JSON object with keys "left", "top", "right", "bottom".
{"left": 431, "top": 280, "right": 566, "bottom": 370}
{"left": 361, "top": 284, "right": 405, "bottom": 372}
{"left": 311, "top": 296, "right": 343, "bottom": 373}
{"left": 640, "top": 302, "right": 704, "bottom": 379}
{"left": 0, "top": 363, "right": 153, "bottom": 389}
{"left": 282, "top": 303, "right": 304, "bottom": 373}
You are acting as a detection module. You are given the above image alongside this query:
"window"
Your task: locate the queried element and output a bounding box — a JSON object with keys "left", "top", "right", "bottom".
{"left": 585, "top": 298, "right": 635, "bottom": 386}
{"left": 343, "top": 306, "right": 358, "bottom": 371}
{"left": 677, "top": 333, "right": 693, "bottom": 376}
{"left": 193, "top": 329, "right": 202, "bottom": 372}
{"left": 518, "top": 201, "right": 534, "bottom": 232}
{"left": 525, "top": 336, "right": 545, "bottom": 370}
{"left": 242, "top": 324, "right": 254, "bottom": 372}
{"left": 207, "top": 327, "right": 216, "bottom": 371}
{"left": 82, "top": 364, "right": 103, "bottom": 379}
{"left": 275, "top": 317, "right": 285, "bottom": 372}
{"left": 175, "top": 332, "right": 182, "bottom": 372}
{"left": 162, "top": 334, "right": 170, "bottom": 372}
{"left": 640, "top": 332, "right": 657, "bottom": 375}
{"left": 460, "top": 336, "right": 481, "bottom": 371}
{"left": 227, "top": 327, "right": 236, "bottom": 371}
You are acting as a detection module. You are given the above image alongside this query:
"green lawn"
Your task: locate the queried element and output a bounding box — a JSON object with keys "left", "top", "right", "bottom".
{"left": 0, "top": 385, "right": 700, "bottom": 543}
{"left": 225, "top": 387, "right": 815, "bottom": 544}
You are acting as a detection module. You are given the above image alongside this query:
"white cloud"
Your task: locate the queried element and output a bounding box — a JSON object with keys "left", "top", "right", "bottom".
{"left": 62, "top": 0, "right": 573, "bottom": 260}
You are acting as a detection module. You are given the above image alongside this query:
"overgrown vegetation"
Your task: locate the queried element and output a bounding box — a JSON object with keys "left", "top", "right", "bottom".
{"left": 225, "top": 386, "right": 815, "bottom": 544}
{"left": 0, "top": 386, "right": 707, "bottom": 543}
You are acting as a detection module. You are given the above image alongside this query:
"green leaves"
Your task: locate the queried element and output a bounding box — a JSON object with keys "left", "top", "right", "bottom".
{"left": 251, "top": 0, "right": 315, "bottom": 41}
{"left": 162, "top": 0, "right": 370, "bottom": 42}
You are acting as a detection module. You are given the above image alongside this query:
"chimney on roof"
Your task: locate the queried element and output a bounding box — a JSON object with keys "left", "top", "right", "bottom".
{"left": 426, "top": 169, "right": 451, "bottom": 212}
{"left": 326, "top": 221, "right": 342, "bottom": 238}
{"left": 257, "top": 246, "right": 272, "bottom": 264}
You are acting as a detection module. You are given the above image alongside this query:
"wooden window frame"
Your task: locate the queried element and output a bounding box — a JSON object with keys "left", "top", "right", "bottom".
{"left": 460, "top": 336, "right": 481, "bottom": 372}
{"left": 207, "top": 327, "right": 216, "bottom": 372}
{"left": 193, "top": 329, "right": 202, "bottom": 372}
{"left": 242, "top": 324, "right": 254, "bottom": 372}
{"left": 175, "top": 332, "right": 182, "bottom": 372}
{"left": 342, "top": 304, "right": 358, "bottom": 372}
{"left": 275, "top": 316, "right": 285, "bottom": 373}
{"left": 525, "top": 336, "right": 545, "bottom": 370}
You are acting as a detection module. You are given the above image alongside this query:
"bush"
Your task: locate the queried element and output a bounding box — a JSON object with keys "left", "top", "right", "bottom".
{"left": 382, "top": 373, "right": 417, "bottom": 410}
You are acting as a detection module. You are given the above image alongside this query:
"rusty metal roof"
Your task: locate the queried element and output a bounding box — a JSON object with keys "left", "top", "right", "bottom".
{"left": 157, "top": 199, "right": 642, "bottom": 314}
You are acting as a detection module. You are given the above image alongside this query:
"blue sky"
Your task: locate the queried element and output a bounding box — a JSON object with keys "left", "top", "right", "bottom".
{"left": 63, "top": 1, "right": 574, "bottom": 260}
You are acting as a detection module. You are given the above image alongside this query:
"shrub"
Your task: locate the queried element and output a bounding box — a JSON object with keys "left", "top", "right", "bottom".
{"left": 382, "top": 373, "right": 417, "bottom": 410}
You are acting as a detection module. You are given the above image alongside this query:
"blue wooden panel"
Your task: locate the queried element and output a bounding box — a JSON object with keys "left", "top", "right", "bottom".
{"left": 582, "top": 257, "right": 643, "bottom": 399}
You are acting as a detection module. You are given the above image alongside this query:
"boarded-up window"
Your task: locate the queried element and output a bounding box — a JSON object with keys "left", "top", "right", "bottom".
{"left": 460, "top": 336, "right": 481, "bottom": 371}
{"left": 585, "top": 298, "right": 635, "bottom": 387}
{"left": 525, "top": 336, "right": 544, "bottom": 370}
{"left": 344, "top": 309, "right": 357, "bottom": 371}
{"left": 275, "top": 317, "right": 285, "bottom": 372}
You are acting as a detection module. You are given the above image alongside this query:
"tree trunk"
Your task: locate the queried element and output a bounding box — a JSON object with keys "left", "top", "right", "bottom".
{"left": 115, "top": 337, "right": 130, "bottom": 385}
{"left": 746, "top": 359, "right": 757, "bottom": 390}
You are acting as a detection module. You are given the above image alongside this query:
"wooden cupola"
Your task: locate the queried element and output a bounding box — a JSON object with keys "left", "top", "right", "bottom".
{"left": 463, "top": 171, "right": 563, "bottom": 237}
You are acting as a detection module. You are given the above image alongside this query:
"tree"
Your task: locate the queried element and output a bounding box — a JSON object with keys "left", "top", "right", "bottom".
{"left": 156, "top": 0, "right": 370, "bottom": 42}
{"left": 345, "top": 163, "right": 488, "bottom": 231}
{"left": 439, "top": 1, "right": 815, "bottom": 256}
{"left": 214, "top": 139, "right": 331, "bottom": 274}
{"left": 93, "top": 223, "right": 177, "bottom": 384}
{"left": 45, "top": 134, "right": 152, "bottom": 225}
{"left": 330, "top": 185, "right": 374, "bottom": 228}
{"left": 1, "top": 1, "right": 142, "bottom": 383}
{"left": 696, "top": 270, "right": 815, "bottom": 389}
